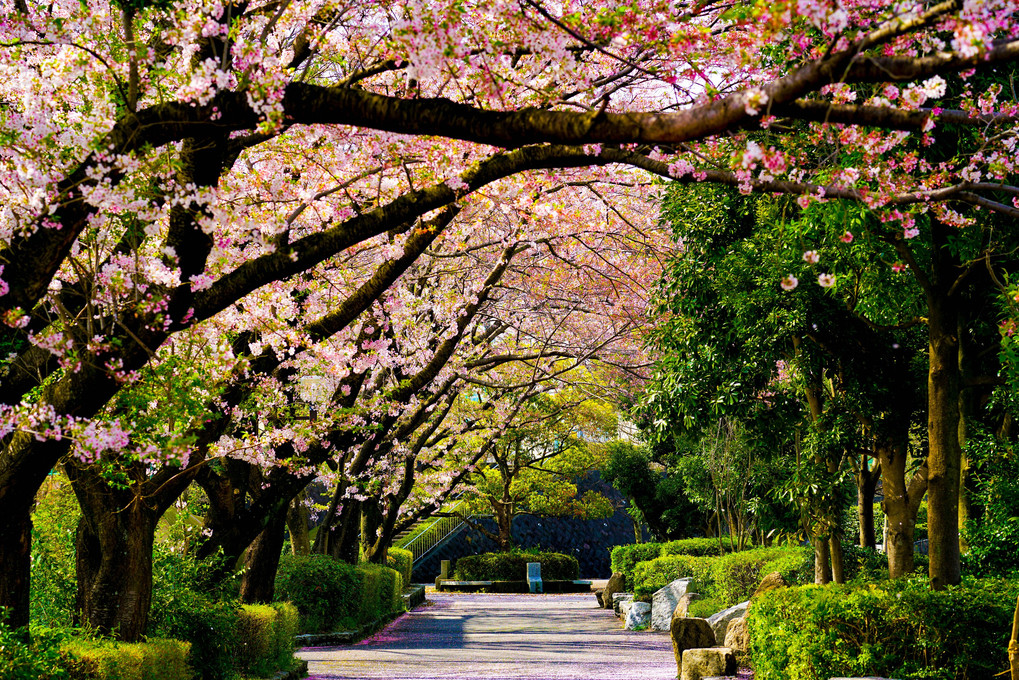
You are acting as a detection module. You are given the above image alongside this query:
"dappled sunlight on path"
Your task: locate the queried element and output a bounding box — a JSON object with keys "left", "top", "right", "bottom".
{"left": 299, "top": 593, "right": 677, "bottom": 679}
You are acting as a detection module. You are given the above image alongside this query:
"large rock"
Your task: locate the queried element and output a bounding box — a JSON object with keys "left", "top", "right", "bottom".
{"left": 650, "top": 578, "right": 694, "bottom": 631}
{"left": 613, "top": 592, "right": 633, "bottom": 616}
{"left": 624, "top": 601, "right": 652, "bottom": 630}
{"left": 602, "top": 572, "right": 625, "bottom": 609}
{"left": 752, "top": 571, "right": 789, "bottom": 599}
{"left": 680, "top": 647, "right": 737, "bottom": 680}
{"left": 675, "top": 592, "right": 700, "bottom": 619}
{"left": 706, "top": 601, "right": 749, "bottom": 644}
{"left": 723, "top": 617, "right": 749, "bottom": 656}
{"left": 595, "top": 589, "right": 605, "bottom": 607}
{"left": 619, "top": 599, "right": 633, "bottom": 618}
{"left": 669, "top": 616, "right": 715, "bottom": 674}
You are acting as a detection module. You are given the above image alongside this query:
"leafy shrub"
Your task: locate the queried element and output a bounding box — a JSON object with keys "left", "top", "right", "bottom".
{"left": 275, "top": 554, "right": 358, "bottom": 633}
{"left": 711, "top": 547, "right": 805, "bottom": 607}
{"left": 386, "top": 548, "right": 413, "bottom": 587}
{"left": 748, "top": 578, "right": 1019, "bottom": 680}
{"left": 353, "top": 563, "right": 403, "bottom": 625}
{"left": 453, "top": 551, "right": 579, "bottom": 581}
{"left": 235, "top": 603, "right": 298, "bottom": 677}
{"left": 0, "top": 618, "right": 69, "bottom": 680}
{"left": 631, "top": 554, "right": 709, "bottom": 600}
{"left": 609, "top": 542, "right": 662, "bottom": 578}
{"left": 147, "top": 548, "right": 240, "bottom": 680}
{"left": 660, "top": 538, "right": 728, "bottom": 557}
{"left": 62, "top": 638, "right": 190, "bottom": 680}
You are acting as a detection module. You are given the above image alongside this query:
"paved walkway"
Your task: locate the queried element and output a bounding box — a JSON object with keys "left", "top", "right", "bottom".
{"left": 299, "top": 592, "right": 677, "bottom": 680}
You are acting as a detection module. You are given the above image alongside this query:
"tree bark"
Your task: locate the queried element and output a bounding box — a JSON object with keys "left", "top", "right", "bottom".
{"left": 858, "top": 464, "right": 879, "bottom": 549}
{"left": 829, "top": 537, "right": 845, "bottom": 584}
{"left": 287, "top": 491, "right": 311, "bottom": 556}
{"left": 239, "top": 510, "right": 287, "bottom": 604}
{"left": 813, "top": 538, "right": 832, "bottom": 584}
{"left": 878, "top": 434, "right": 928, "bottom": 579}
{"left": 68, "top": 466, "right": 157, "bottom": 642}
{"left": 0, "top": 514, "right": 32, "bottom": 631}
{"left": 926, "top": 224, "right": 962, "bottom": 589}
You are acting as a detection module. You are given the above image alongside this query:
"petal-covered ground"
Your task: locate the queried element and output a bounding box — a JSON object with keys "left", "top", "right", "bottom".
{"left": 299, "top": 592, "right": 679, "bottom": 679}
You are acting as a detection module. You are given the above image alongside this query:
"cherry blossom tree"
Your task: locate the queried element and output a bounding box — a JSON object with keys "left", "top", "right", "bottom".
{"left": 0, "top": 0, "right": 1016, "bottom": 632}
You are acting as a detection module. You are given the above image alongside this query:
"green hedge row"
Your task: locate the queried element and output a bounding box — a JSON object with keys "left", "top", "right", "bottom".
{"left": 62, "top": 638, "right": 191, "bottom": 680}
{"left": 452, "top": 551, "right": 579, "bottom": 581}
{"left": 610, "top": 539, "right": 734, "bottom": 588}
{"left": 275, "top": 555, "right": 404, "bottom": 633}
{"left": 749, "top": 578, "right": 1019, "bottom": 680}
{"left": 387, "top": 547, "right": 414, "bottom": 586}
{"left": 235, "top": 603, "right": 299, "bottom": 678}
{"left": 630, "top": 546, "right": 807, "bottom": 605}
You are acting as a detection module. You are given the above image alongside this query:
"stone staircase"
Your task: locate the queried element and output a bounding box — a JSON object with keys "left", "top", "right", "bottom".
{"left": 395, "top": 500, "right": 472, "bottom": 565}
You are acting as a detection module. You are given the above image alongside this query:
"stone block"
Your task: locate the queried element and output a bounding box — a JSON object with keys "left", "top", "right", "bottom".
{"left": 680, "top": 647, "right": 736, "bottom": 680}
{"left": 752, "top": 571, "right": 788, "bottom": 599}
{"left": 650, "top": 577, "right": 693, "bottom": 631}
{"left": 723, "top": 617, "right": 749, "bottom": 656}
{"left": 706, "top": 600, "right": 748, "bottom": 645}
{"left": 434, "top": 559, "right": 451, "bottom": 589}
{"left": 670, "top": 616, "right": 715, "bottom": 673}
{"left": 613, "top": 592, "right": 633, "bottom": 616}
{"left": 676, "top": 592, "right": 700, "bottom": 619}
{"left": 624, "top": 601, "right": 651, "bottom": 630}
{"left": 603, "top": 571, "right": 625, "bottom": 609}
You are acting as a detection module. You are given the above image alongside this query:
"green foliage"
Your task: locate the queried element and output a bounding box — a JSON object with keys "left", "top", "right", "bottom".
{"left": 274, "top": 554, "right": 358, "bottom": 633}
{"left": 631, "top": 554, "right": 710, "bottom": 600}
{"left": 609, "top": 542, "right": 663, "bottom": 584}
{"left": 30, "top": 476, "right": 80, "bottom": 626}
{"left": 748, "top": 578, "right": 1019, "bottom": 680}
{"left": 452, "top": 550, "right": 579, "bottom": 581}
{"left": 386, "top": 548, "right": 413, "bottom": 587}
{"left": 710, "top": 547, "right": 804, "bottom": 607}
{"left": 61, "top": 638, "right": 190, "bottom": 680}
{"left": 147, "top": 546, "right": 240, "bottom": 680}
{"left": 353, "top": 563, "right": 403, "bottom": 625}
{"left": 274, "top": 556, "right": 403, "bottom": 634}
{"left": 234, "top": 603, "right": 298, "bottom": 678}
{"left": 660, "top": 538, "right": 728, "bottom": 557}
{"left": 0, "top": 618, "right": 70, "bottom": 680}
{"left": 687, "top": 596, "right": 726, "bottom": 619}
{"left": 962, "top": 429, "right": 1019, "bottom": 577}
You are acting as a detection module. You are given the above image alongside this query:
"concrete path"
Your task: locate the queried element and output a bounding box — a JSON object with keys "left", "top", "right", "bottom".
{"left": 299, "top": 592, "right": 678, "bottom": 680}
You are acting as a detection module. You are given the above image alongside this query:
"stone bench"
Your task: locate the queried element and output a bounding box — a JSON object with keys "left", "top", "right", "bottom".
{"left": 527, "top": 561, "right": 543, "bottom": 594}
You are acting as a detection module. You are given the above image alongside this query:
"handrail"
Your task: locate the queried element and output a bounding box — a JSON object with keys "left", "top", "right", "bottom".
{"left": 399, "top": 501, "right": 469, "bottom": 563}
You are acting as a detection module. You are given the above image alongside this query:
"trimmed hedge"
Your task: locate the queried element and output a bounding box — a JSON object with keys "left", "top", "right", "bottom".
{"left": 631, "top": 554, "right": 711, "bottom": 600}
{"left": 353, "top": 563, "right": 403, "bottom": 625}
{"left": 660, "top": 538, "right": 728, "bottom": 557}
{"left": 628, "top": 546, "right": 808, "bottom": 604}
{"left": 275, "top": 554, "right": 404, "bottom": 633}
{"left": 711, "top": 547, "right": 804, "bottom": 606}
{"left": 235, "top": 602, "right": 299, "bottom": 678}
{"left": 749, "top": 578, "right": 1019, "bottom": 680}
{"left": 453, "top": 551, "right": 579, "bottom": 581}
{"left": 62, "top": 638, "right": 191, "bottom": 680}
{"left": 386, "top": 548, "right": 413, "bottom": 587}
{"left": 610, "top": 543, "right": 663, "bottom": 583}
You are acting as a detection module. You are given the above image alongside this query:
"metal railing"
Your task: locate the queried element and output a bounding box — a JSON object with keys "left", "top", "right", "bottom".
{"left": 398, "top": 501, "right": 470, "bottom": 563}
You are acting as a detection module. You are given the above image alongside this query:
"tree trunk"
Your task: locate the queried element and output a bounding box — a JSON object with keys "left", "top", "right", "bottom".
{"left": 239, "top": 510, "right": 287, "bottom": 604}
{"left": 359, "top": 500, "right": 383, "bottom": 562}
{"left": 927, "top": 257, "right": 962, "bottom": 589}
{"left": 287, "top": 491, "right": 311, "bottom": 556}
{"left": 858, "top": 480, "right": 877, "bottom": 549}
{"left": 877, "top": 434, "right": 927, "bottom": 579}
{"left": 813, "top": 537, "right": 832, "bottom": 584}
{"left": 0, "top": 513, "right": 32, "bottom": 631}
{"left": 494, "top": 502, "right": 514, "bottom": 552}
{"left": 829, "top": 537, "right": 845, "bottom": 584}
{"left": 69, "top": 467, "right": 157, "bottom": 642}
